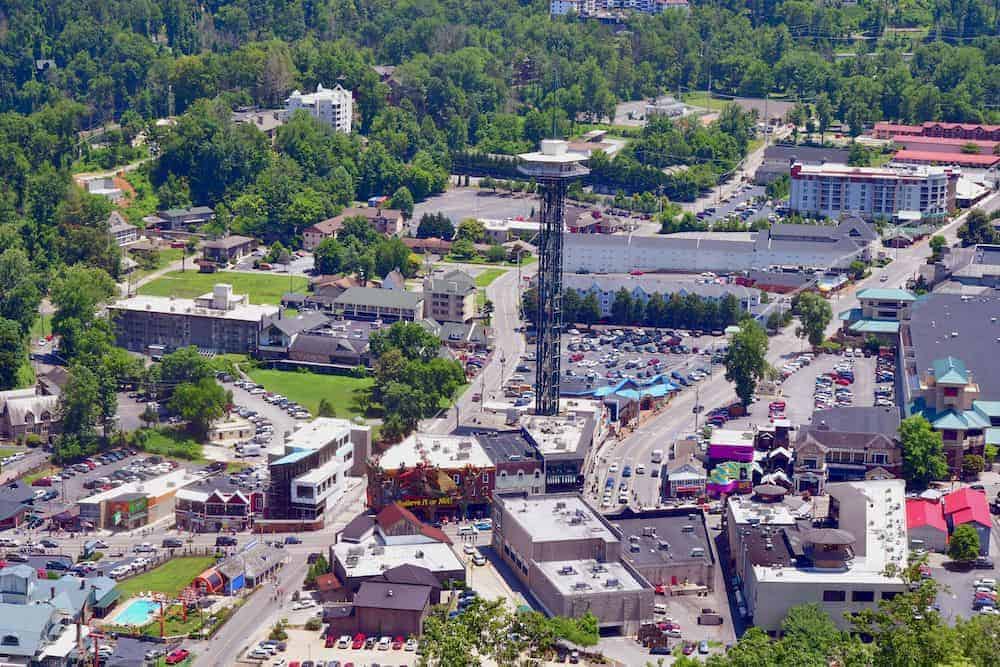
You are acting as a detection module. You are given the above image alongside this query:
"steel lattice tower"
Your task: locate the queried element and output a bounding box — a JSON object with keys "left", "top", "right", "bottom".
{"left": 518, "top": 140, "right": 589, "bottom": 416}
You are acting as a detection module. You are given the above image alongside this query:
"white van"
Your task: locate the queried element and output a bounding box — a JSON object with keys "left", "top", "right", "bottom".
{"left": 654, "top": 603, "right": 668, "bottom": 615}
{"left": 651, "top": 449, "right": 664, "bottom": 464}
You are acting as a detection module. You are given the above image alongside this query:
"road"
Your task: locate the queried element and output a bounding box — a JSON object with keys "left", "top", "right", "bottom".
{"left": 422, "top": 262, "right": 535, "bottom": 434}
{"left": 190, "top": 483, "right": 368, "bottom": 667}
{"left": 594, "top": 190, "right": 1000, "bottom": 507}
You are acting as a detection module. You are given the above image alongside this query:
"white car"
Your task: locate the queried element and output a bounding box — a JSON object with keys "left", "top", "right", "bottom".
{"left": 463, "top": 544, "right": 477, "bottom": 555}
{"left": 337, "top": 635, "right": 351, "bottom": 648}
{"left": 608, "top": 463, "right": 618, "bottom": 473}
{"left": 292, "top": 598, "right": 316, "bottom": 610}
{"left": 405, "top": 638, "right": 418, "bottom": 651}
{"left": 635, "top": 464, "right": 646, "bottom": 475}
{"left": 378, "top": 636, "right": 392, "bottom": 650}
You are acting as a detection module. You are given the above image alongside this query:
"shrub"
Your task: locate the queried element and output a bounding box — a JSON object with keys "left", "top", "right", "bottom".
{"left": 305, "top": 618, "right": 322, "bottom": 631}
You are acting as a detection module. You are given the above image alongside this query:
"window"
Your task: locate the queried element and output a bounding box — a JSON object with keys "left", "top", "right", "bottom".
{"left": 944, "top": 387, "right": 959, "bottom": 397}
{"left": 882, "top": 591, "right": 899, "bottom": 600}
{"left": 804, "top": 458, "right": 819, "bottom": 469}
{"left": 822, "top": 590, "right": 846, "bottom": 602}
{"left": 871, "top": 452, "right": 887, "bottom": 465}
{"left": 852, "top": 590, "right": 875, "bottom": 602}
{"left": 453, "top": 474, "right": 461, "bottom": 485}
{"left": 1, "top": 636, "right": 18, "bottom": 646}
{"left": 943, "top": 430, "right": 958, "bottom": 441}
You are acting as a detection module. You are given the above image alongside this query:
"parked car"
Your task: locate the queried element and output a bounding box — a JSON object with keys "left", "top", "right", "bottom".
{"left": 165, "top": 649, "right": 190, "bottom": 664}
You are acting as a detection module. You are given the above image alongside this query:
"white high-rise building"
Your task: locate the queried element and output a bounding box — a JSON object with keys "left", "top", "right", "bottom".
{"left": 284, "top": 83, "right": 353, "bottom": 134}
{"left": 789, "top": 162, "right": 957, "bottom": 221}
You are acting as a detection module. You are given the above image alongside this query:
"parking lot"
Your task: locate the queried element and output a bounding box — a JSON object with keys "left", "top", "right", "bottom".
{"left": 225, "top": 378, "right": 305, "bottom": 453}
{"left": 696, "top": 185, "right": 780, "bottom": 226}
{"left": 412, "top": 188, "right": 536, "bottom": 234}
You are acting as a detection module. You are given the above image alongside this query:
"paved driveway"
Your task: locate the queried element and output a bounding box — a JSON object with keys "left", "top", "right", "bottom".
{"left": 413, "top": 188, "right": 536, "bottom": 230}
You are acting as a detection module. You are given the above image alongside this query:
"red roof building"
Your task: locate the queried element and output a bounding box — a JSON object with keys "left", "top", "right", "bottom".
{"left": 873, "top": 122, "right": 923, "bottom": 139}
{"left": 942, "top": 488, "right": 992, "bottom": 556}
{"left": 943, "top": 488, "right": 991, "bottom": 528}
{"left": 906, "top": 498, "right": 947, "bottom": 532}
{"left": 891, "top": 135, "right": 999, "bottom": 155}
{"left": 892, "top": 149, "right": 1000, "bottom": 169}
{"left": 375, "top": 503, "right": 452, "bottom": 545}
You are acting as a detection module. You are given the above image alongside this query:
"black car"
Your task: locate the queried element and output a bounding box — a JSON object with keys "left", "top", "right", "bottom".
{"left": 650, "top": 646, "right": 671, "bottom": 655}
{"left": 284, "top": 536, "right": 302, "bottom": 544}
{"left": 4, "top": 553, "right": 26, "bottom": 563}
{"left": 40, "top": 539, "right": 58, "bottom": 548}
{"left": 975, "top": 557, "right": 995, "bottom": 569}
{"left": 45, "top": 560, "right": 70, "bottom": 571}
{"left": 215, "top": 536, "right": 238, "bottom": 547}
{"left": 162, "top": 538, "right": 183, "bottom": 548}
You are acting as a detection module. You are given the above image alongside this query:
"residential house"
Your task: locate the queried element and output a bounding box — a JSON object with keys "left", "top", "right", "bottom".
{"left": 202, "top": 235, "right": 257, "bottom": 264}
{"left": 174, "top": 477, "right": 263, "bottom": 533}
{"left": 905, "top": 499, "right": 949, "bottom": 552}
{"left": 258, "top": 311, "right": 330, "bottom": 358}
{"left": 303, "top": 207, "right": 403, "bottom": 250}
{"left": 381, "top": 269, "right": 406, "bottom": 291}
{"left": 107, "top": 211, "right": 139, "bottom": 246}
{"left": 147, "top": 206, "right": 215, "bottom": 231}
{"left": 0, "top": 388, "right": 60, "bottom": 443}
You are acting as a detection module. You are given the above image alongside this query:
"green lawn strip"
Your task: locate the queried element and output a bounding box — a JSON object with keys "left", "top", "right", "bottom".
{"left": 23, "top": 467, "right": 58, "bottom": 484}
{"left": 30, "top": 313, "right": 53, "bottom": 340}
{"left": 0, "top": 447, "right": 23, "bottom": 459}
{"left": 138, "top": 271, "right": 307, "bottom": 304}
{"left": 116, "top": 557, "right": 218, "bottom": 599}
{"left": 139, "top": 429, "right": 205, "bottom": 461}
{"left": 474, "top": 268, "right": 506, "bottom": 287}
{"left": 246, "top": 369, "right": 373, "bottom": 417}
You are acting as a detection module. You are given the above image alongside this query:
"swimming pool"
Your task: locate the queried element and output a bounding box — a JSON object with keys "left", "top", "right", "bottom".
{"left": 112, "top": 599, "right": 160, "bottom": 626}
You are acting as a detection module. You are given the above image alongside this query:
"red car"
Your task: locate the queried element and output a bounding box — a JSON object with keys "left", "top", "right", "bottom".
{"left": 31, "top": 477, "right": 51, "bottom": 487}
{"left": 654, "top": 584, "right": 666, "bottom": 595}
{"left": 351, "top": 633, "right": 366, "bottom": 650}
{"left": 392, "top": 636, "right": 404, "bottom": 650}
{"left": 325, "top": 634, "right": 336, "bottom": 648}
{"left": 165, "top": 649, "right": 190, "bottom": 664}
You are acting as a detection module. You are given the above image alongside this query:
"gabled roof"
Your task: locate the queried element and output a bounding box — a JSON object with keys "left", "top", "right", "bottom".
{"left": 340, "top": 512, "right": 377, "bottom": 542}
{"left": 334, "top": 286, "right": 421, "bottom": 310}
{"left": 930, "top": 409, "right": 990, "bottom": 430}
{"left": 932, "top": 356, "right": 970, "bottom": 385}
{"left": 375, "top": 503, "right": 451, "bottom": 544}
{"left": 263, "top": 311, "right": 329, "bottom": 337}
{"left": 905, "top": 498, "right": 947, "bottom": 532}
{"left": 380, "top": 564, "right": 442, "bottom": 590}
{"left": 352, "top": 581, "right": 430, "bottom": 612}
{"left": 943, "top": 488, "right": 991, "bottom": 527}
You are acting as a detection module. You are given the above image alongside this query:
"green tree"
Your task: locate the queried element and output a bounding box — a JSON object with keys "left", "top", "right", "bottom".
{"left": 314, "top": 237, "right": 344, "bottom": 275}
{"left": 611, "top": 288, "right": 633, "bottom": 324}
{"left": 898, "top": 416, "right": 948, "bottom": 490}
{"left": 50, "top": 265, "right": 117, "bottom": 359}
{"left": 929, "top": 235, "right": 947, "bottom": 261}
{"left": 168, "top": 378, "right": 229, "bottom": 440}
{"left": 450, "top": 238, "right": 476, "bottom": 260}
{"left": 317, "top": 398, "right": 336, "bottom": 418}
{"left": 416, "top": 212, "right": 455, "bottom": 240}
{"left": 485, "top": 244, "right": 507, "bottom": 263}
{"left": 578, "top": 293, "right": 601, "bottom": 329}
{"left": 0, "top": 318, "right": 26, "bottom": 390}
{"left": 957, "top": 209, "right": 998, "bottom": 247}
{"left": 948, "top": 523, "right": 981, "bottom": 563}
{"left": 724, "top": 321, "right": 769, "bottom": 406}
{"left": 962, "top": 453, "right": 985, "bottom": 479}
{"left": 158, "top": 346, "right": 214, "bottom": 390}
{"left": 795, "top": 292, "right": 833, "bottom": 347}
{"left": 388, "top": 186, "right": 414, "bottom": 220}
{"left": 58, "top": 363, "right": 101, "bottom": 445}
{"left": 455, "top": 219, "right": 485, "bottom": 243}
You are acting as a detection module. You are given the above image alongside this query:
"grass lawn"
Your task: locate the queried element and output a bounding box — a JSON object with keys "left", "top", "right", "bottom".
{"left": 140, "top": 429, "right": 204, "bottom": 461}
{"left": 0, "top": 447, "right": 22, "bottom": 459}
{"left": 247, "top": 369, "right": 374, "bottom": 417}
{"left": 474, "top": 268, "right": 506, "bottom": 287}
{"left": 129, "top": 247, "right": 185, "bottom": 282}
{"left": 24, "top": 467, "right": 57, "bottom": 484}
{"left": 682, "top": 92, "right": 733, "bottom": 112}
{"left": 30, "top": 313, "right": 52, "bottom": 340}
{"left": 139, "top": 271, "right": 307, "bottom": 304}
{"left": 116, "top": 557, "right": 217, "bottom": 599}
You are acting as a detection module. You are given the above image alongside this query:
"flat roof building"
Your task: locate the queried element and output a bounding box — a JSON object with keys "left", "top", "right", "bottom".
{"left": 285, "top": 83, "right": 353, "bottom": 134}
{"left": 262, "top": 418, "right": 371, "bottom": 531}
{"left": 520, "top": 413, "right": 596, "bottom": 492}
{"left": 109, "top": 284, "right": 279, "bottom": 355}
{"left": 606, "top": 506, "right": 715, "bottom": 592}
{"left": 492, "top": 493, "right": 654, "bottom": 634}
{"left": 789, "top": 162, "right": 958, "bottom": 222}
{"left": 333, "top": 286, "right": 423, "bottom": 323}
{"left": 726, "top": 479, "right": 907, "bottom": 632}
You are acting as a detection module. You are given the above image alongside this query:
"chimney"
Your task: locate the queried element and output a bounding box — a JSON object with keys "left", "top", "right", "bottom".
{"left": 387, "top": 589, "right": 394, "bottom": 597}
{"left": 50, "top": 586, "right": 55, "bottom": 600}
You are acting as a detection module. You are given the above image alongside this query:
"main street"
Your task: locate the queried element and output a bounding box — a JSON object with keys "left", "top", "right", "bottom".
{"left": 423, "top": 261, "right": 534, "bottom": 434}
{"left": 594, "top": 190, "right": 1000, "bottom": 507}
